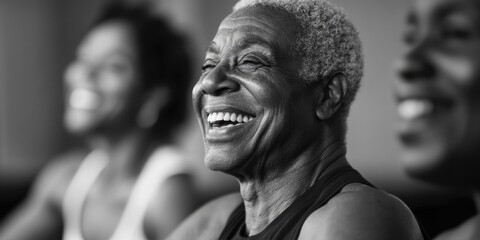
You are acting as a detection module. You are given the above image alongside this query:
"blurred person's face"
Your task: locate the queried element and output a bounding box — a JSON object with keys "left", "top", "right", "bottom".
{"left": 395, "top": 0, "right": 480, "bottom": 185}
{"left": 192, "top": 7, "right": 317, "bottom": 173}
{"left": 64, "top": 21, "right": 143, "bottom": 137}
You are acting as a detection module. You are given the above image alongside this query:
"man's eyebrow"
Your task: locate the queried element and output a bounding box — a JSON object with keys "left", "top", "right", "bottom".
{"left": 205, "top": 35, "right": 275, "bottom": 57}
{"left": 206, "top": 41, "right": 219, "bottom": 54}
{"left": 238, "top": 35, "right": 272, "bottom": 50}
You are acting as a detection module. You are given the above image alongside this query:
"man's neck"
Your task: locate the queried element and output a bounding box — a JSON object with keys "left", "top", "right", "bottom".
{"left": 238, "top": 141, "right": 349, "bottom": 236}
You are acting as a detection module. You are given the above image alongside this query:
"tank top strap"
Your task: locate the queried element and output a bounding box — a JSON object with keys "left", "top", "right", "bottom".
{"left": 218, "top": 204, "right": 247, "bottom": 240}
{"left": 315, "top": 167, "right": 431, "bottom": 239}
{"left": 62, "top": 150, "right": 108, "bottom": 240}
{"left": 219, "top": 165, "right": 368, "bottom": 240}
{"left": 310, "top": 165, "right": 374, "bottom": 205}
{"left": 110, "top": 146, "right": 191, "bottom": 240}
{"left": 219, "top": 164, "right": 431, "bottom": 240}
{"left": 62, "top": 147, "right": 191, "bottom": 240}
{"left": 282, "top": 165, "right": 372, "bottom": 239}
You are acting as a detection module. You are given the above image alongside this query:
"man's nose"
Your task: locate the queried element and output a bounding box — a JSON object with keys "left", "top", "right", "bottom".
{"left": 199, "top": 64, "right": 240, "bottom": 96}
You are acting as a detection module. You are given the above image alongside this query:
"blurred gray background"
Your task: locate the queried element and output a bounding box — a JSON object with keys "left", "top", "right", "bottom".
{"left": 0, "top": 0, "right": 474, "bottom": 236}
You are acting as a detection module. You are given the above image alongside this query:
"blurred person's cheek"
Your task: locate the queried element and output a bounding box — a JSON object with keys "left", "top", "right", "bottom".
{"left": 432, "top": 53, "right": 473, "bottom": 84}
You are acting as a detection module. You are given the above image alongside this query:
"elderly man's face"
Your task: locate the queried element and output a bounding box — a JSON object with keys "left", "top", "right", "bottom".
{"left": 193, "top": 6, "right": 317, "bottom": 172}
{"left": 395, "top": 0, "right": 480, "bottom": 184}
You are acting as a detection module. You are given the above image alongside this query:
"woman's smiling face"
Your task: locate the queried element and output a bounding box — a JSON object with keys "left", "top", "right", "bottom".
{"left": 395, "top": 0, "right": 480, "bottom": 185}
{"left": 64, "top": 20, "right": 143, "bottom": 137}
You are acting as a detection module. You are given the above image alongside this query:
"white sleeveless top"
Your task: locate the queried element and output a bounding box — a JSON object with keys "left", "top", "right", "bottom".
{"left": 62, "top": 146, "right": 190, "bottom": 240}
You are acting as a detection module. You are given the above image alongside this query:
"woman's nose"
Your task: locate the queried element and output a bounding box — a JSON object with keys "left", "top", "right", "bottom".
{"left": 64, "top": 61, "right": 98, "bottom": 85}
{"left": 199, "top": 65, "right": 240, "bottom": 96}
{"left": 394, "top": 43, "right": 435, "bottom": 82}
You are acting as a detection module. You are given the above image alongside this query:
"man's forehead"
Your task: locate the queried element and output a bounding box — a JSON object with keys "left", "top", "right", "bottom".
{"left": 207, "top": 28, "right": 274, "bottom": 56}
{"left": 212, "top": 7, "right": 298, "bottom": 47}
{"left": 221, "top": 6, "right": 299, "bottom": 32}
{"left": 219, "top": 16, "right": 276, "bottom": 33}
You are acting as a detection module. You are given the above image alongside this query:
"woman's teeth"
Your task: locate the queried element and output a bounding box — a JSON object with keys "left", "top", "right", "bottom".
{"left": 69, "top": 89, "right": 100, "bottom": 110}
{"left": 397, "top": 99, "right": 434, "bottom": 120}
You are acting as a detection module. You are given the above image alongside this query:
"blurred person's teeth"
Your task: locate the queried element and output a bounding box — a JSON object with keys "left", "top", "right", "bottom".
{"left": 398, "top": 100, "right": 433, "bottom": 120}
{"left": 70, "top": 89, "right": 100, "bottom": 110}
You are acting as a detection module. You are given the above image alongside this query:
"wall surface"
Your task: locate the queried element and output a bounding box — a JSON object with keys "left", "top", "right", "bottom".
{"left": 0, "top": 0, "right": 65, "bottom": 185}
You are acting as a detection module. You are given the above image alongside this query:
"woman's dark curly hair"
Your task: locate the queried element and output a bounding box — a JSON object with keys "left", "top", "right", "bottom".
{"left": 93, "top": 1, "right": 192, "bottom": 138}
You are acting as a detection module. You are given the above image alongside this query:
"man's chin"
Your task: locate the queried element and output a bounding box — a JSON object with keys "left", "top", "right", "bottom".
{"left": 203, "top": 152, "right": 243, "bottom": 173}
{"left": 204, "top": 157, "right": 230, "bottom": 172}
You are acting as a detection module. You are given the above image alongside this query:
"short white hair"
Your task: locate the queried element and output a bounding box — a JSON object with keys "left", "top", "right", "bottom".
{"left": 234, "top": 0, "right": 363, "bottom": 134}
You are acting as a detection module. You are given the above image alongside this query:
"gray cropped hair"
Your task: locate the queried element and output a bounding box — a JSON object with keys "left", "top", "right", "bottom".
{"left": 234, "top": 0, "right": 363, "bottom": 135}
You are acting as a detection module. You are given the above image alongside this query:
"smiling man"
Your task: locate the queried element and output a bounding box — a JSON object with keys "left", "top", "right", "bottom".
{"left": 167, "top": 0, "right": 428, "bottom": 239}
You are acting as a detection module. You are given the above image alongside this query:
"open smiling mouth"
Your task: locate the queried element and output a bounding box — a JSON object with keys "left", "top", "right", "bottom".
{"left": 397, "top": 98, "right": 453, "bottom": 121}
{"left": 69, "top": 88, "right": 101, "bottom": 110}
{"left": 207, "top": 112, "right": 255, "bottom": 129}
{"left": 397, "top": 99, "right": 433, "bottom": 120}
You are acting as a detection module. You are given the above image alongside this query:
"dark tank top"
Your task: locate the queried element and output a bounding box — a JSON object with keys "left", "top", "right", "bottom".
{"left": 218, "top": 165, "right": 430, "bottom": 240}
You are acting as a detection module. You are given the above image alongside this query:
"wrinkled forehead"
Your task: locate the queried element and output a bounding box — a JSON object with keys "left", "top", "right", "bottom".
{"left": 223, "top": 5, "right": 298, "bottom": 30}
{"left": 209, "top": 6, "right": 300, "bottom": 53}
{"left": 221, "top": 6, "right": 298, "bottom": 40}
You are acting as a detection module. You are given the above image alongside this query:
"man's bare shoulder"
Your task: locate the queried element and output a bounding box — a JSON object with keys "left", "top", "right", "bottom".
{"left": 299, "top": 183, "right": 424, "bottom": 240}
{"left": 166, "top": 192, "right": 242, "bottom": 240}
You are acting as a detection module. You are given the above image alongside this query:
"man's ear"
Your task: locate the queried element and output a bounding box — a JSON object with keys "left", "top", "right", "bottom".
{"left": 315, "top": 73, "right": 347, "bottom": 120}
{"left": 137, "top": 87, "right": 170, "bottom": 129}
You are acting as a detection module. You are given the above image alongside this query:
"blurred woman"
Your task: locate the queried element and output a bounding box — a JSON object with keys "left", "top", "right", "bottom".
{"left": 395, "top": 0, "right": 480, "bottom": 239}
{"left": 0, "top": 2, "right": 196, "bottom": 240}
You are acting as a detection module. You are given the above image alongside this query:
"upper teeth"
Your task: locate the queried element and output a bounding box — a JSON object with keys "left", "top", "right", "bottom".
{"left": 207, "top": 112, "right": 253, "bottom": 123}
{"left": 398, "top": 99, "right": 433, "bottom": 120}
{"left": 69, "top": 89, "right": 100, "bottom": 110}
